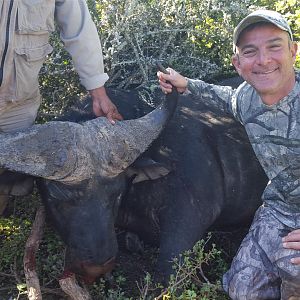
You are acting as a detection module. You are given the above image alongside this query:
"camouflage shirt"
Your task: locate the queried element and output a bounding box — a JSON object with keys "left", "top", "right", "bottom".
{"left": 187, "top": 70, "right": 300, "bottom": 226}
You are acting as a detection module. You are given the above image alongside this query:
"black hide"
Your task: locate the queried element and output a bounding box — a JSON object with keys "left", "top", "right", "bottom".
{"left": 112, "top": 86, "right": 268, "bottom": 278}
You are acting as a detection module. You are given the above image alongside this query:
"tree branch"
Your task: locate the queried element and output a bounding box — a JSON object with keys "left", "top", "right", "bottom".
{"left": 59, "top": 273, "right": 92, "bottom": 300}
{"left": 23, "top": 205, "right": 46, "bottom": 300}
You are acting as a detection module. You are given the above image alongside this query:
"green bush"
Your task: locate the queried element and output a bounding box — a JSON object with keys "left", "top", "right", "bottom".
{"left": 39, "top": 0, "right": 299, "bottom": 118}
{"left": 93, "top": 0, "right": 253, "bottom": 84}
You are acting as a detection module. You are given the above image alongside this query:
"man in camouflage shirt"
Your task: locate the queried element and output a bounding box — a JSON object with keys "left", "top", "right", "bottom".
{"left": 158, "top": 9, "right": 299, "bottom": 300}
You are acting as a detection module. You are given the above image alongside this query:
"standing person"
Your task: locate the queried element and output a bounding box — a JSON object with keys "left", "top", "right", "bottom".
{"left": 0, "top": 0, "right": 123, "bottom": 214}
{"left": 158, "top": 9, "right": 300, "bottom": 299}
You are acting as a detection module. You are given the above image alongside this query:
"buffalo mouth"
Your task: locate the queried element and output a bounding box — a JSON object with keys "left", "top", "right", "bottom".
{"left": 63, "top": 256, "right": 116, "bottom": 284}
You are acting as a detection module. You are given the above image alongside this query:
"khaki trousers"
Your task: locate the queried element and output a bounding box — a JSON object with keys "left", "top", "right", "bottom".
{"left": 0, "top": 96, "right": 40, "bottom": 133}
{"left": 0, "top": 97, "right": 40, "bottom": 214}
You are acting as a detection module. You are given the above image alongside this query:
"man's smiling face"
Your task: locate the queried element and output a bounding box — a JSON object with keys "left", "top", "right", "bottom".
{"left": 232, "top": 23, "right": 298, "bottom": 105}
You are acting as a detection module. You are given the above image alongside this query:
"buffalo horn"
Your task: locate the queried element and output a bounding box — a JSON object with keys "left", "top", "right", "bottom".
{"left": 0, "top": 90, "right": 178, "bottom": 183}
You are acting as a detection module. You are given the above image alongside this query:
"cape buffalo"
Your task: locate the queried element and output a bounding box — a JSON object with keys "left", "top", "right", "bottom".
{"left": 55, "top": 84, "right": 268, "bottom": 281}
{"left": 0, "top": 80, "right": 268, "bottom": 283}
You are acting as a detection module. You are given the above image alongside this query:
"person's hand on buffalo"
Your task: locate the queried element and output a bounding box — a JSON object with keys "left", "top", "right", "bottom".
{"left": 282, "top": 229, "right": 300, "bottom": 264}
{"left": 157, "top": 68, "right": 188, "bottom": 94}
{"left": 89, "top": 86, "right": 123, "bottom": 124}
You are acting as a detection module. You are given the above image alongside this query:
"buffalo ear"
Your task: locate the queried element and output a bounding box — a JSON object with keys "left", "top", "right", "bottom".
{"left": 126, "top": 157, "right": 171, "bottom": 184}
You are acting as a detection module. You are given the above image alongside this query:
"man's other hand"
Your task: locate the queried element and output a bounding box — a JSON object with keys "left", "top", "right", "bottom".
{"left": 283, "top": 229, "right": 300, "bottom": 264}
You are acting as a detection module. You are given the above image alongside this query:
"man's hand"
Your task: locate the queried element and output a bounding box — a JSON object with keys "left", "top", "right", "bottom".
{"left": 282, "top": 229, "right": 300, "bottom": 264}
{"left": 89, "top": 86, "right": 123, "bottom": 124}
{"left": 157, "top": 68, "right": 188, "bottom": 94}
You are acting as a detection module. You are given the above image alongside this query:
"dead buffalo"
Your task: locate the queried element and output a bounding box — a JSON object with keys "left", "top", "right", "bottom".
{"left": 0, "top": 88, "right": 178, "bottom": 283}
{"left": 55, "top": 84, "right": 268, "bottom": 281}
{"left": 0, "top": 80, "right": 268, "bottom": 283}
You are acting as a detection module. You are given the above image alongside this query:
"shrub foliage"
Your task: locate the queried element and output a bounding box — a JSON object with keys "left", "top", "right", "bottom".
{"left": 38, "top": 0, "right": 299, "bottom": 120}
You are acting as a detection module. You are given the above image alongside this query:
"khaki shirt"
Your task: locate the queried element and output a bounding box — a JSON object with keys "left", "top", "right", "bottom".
{"left": 0, "top": 0, "right": 108, "bottom": 112}
{"left": 187, "top": 71, "right": 300, "bottom": 227}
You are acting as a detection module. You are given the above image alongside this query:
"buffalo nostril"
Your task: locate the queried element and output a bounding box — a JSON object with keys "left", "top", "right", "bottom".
{"left": 103, "top": 256, "right": 116, "bottom": 267}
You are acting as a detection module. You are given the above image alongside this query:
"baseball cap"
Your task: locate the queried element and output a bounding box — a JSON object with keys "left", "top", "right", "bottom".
{"left": 233, "top": 10, "right": 293, "bottom": 51}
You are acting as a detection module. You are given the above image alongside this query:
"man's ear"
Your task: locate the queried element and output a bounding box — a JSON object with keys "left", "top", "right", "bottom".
{"left": 291, "top": 42, "right": 298, "bottom": 61}
{"left": 232, "top": 54, "right": 242, "bottom": 76}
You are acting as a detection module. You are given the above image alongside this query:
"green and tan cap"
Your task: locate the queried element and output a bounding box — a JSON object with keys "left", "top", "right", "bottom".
{"left": 233, "top": 9, "right": 293, "bottom": 52}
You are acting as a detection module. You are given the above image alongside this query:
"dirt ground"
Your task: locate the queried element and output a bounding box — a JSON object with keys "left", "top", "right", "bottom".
{"left": 101, "top": 227, "right": 248, "bottom": 299}
{"left": 109, "top": 228, "right": 248, "bottom": 299}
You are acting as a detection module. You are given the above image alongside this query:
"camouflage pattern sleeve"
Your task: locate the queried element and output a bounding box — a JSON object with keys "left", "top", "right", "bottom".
{"left": 186, "top": 78, "right": 236, "bottom": 117}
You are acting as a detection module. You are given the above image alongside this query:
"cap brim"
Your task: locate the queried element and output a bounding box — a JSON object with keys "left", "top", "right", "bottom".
{"left": 233, "top": 14, "right": 293, "bottom": 50}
